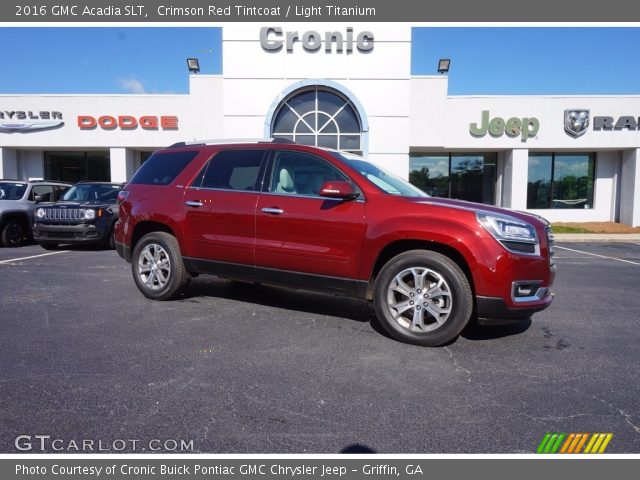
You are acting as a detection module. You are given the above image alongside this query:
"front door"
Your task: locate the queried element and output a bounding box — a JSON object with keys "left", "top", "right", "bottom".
{"left": 255, "top": 150, "right": 366, "bottom": 280}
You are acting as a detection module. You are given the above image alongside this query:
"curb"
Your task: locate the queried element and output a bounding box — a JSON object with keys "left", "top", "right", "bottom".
{"left": 553, "top": 234, "right": 640, "bottom": 242}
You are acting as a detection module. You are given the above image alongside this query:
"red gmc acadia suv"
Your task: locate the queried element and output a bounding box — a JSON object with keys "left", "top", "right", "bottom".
{"left": 115, "top": 140, "right": 556, "bottom": 346}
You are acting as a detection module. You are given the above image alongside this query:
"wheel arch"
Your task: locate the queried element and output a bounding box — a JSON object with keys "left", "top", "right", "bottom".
{"left": 369, "top": 239, "right": 476, "bottom": 301}
{"left": 130, "top": 221, "right": 177, "bottom": 254}
{"left": 0, "top": 210, "right": 30, "bottom": 227}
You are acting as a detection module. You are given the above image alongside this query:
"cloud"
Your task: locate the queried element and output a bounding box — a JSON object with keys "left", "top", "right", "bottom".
{"left": 118, "top": 77, "right": 147, "bottom": 94}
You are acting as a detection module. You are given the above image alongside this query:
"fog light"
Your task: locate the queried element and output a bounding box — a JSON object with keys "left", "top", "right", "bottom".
{"left": 512, "top": 281, "right": 548, "bottom": 303}
{"left": 516, "top": 285, "right": 535, "bottom": 297}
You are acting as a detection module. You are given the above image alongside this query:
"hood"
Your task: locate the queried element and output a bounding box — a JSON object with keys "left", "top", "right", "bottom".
{"left": 409, "top": 196, "right": 550, "bottom": 227}
{"left": 38, "top": 200, "right": 115, "bottom": 208}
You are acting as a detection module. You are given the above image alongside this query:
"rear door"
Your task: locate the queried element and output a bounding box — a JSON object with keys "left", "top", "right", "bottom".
{"left": 255, "top": 150, "right": 366, "bottom": 280}
{"left": 182, "top": 149, "right": 268, "bottom": 266}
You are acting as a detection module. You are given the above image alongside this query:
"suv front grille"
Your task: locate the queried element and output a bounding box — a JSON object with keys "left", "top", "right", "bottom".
{"left": 41, "top": 208, "right": 85, "bottom": 222}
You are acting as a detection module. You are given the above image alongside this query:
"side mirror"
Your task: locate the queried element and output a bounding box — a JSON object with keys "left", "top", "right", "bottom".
{"left": 319, "top": 181, "right": 360, "bottom": 200}
{"left": 34, "top": 195, "right": 43, "bottom": 203}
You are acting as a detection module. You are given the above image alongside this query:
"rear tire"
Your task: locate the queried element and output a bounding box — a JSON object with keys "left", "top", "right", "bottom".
{"left": 1, "top": 219, "right": 25, "bottom": 247}
{"left": 131, "top": 232, "right": 190, "bottom": 300}
{"left": 373, "top": 250, "right": 473, "bottom": 347}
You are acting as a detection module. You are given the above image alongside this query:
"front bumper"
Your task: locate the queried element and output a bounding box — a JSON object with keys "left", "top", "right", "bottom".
{"left": 115, "top": 241, "right": 131, "bottom": 262}
{"left": 33, "top": 223, "right": 107, "bottom": 244}
{"left": 476, "top": 292, "right": 553, "bottom": 325}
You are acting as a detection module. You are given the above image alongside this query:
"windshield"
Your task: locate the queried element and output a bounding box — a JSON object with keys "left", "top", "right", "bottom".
{"left": 0, "top": 182, "right": 27, "bottom": 200}
{"left": 332, "top": 152, "right": 428, "bottom": 197}
{"left": 62, "top": 184, "right": 121, "bottom": 202}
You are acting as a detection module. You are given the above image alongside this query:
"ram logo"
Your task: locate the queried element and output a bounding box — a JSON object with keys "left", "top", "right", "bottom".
{"left": 564, "top": 109, "right": 590, "bottom": 138}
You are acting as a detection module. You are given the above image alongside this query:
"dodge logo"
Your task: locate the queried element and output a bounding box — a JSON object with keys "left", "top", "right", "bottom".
{"left": 564, "top": 109, "right": 590, "bottom": 138}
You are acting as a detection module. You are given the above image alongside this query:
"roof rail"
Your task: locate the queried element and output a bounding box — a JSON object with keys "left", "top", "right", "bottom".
{"left": 167, "top": 138, "right": 299, "bottom": 148}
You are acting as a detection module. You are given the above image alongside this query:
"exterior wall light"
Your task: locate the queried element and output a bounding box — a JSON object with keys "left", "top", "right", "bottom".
{"left": 187, "top": 58, "right": 200, "bottom": 73}
{"left": 437, "top": 58, "right": 451, "bottom": 74}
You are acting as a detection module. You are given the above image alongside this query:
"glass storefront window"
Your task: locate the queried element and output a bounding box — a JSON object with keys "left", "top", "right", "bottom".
{"left": 527, "top": 154, "right": 552, "bottom": 209}
{"left": 409, "top": 155, "right": 449, "bottom": 197}
{"left": 451, "top": 155, "right": 496, "bottom": 204}
{"left": 527, "top": 153, "right": 595, "bottom": 209}
{"left": 409, "top": 153, "right": 497, "bottom": 204}
{"left": 44, "top": 151, "right": 110, "bottom": 183}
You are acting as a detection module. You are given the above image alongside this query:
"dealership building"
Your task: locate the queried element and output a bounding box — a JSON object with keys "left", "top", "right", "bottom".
{"left": 1, "top": 25, "right": 639, "bottom": 226}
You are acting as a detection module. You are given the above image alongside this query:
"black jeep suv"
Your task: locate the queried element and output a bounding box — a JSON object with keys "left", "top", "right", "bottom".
{"left": 32, "top": 182, "right": 122, "bottom": 249}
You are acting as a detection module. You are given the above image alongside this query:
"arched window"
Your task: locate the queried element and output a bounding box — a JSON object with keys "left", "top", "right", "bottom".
{"left": 271, "top": 87, "right": 363, "bottom": 155}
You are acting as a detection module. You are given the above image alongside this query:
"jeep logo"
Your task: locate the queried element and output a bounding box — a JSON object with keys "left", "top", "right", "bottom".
{"left": 260, "top": 27, "right": 374, "bottom": 53}
{"left": 469, "top": 110, "right": 540, "bottom": 141}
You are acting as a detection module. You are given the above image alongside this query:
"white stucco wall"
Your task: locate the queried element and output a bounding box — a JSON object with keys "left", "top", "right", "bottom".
{"left": 17, "top": 150, "right": 44, "bottom": 180}
{"left": 0, "top": 148, "right": 17, "bottom": 179}
{"left": 408, "top": 87, "right": 640, "bottom": 223}
{"left": 0, "top": 79, "right": 223, "bottom": 150}
{"left": 620, "top": 148, "right": 640, "bottom": 226}
{"left": 221, "top": 24, "right": 412, "bottom": 177}
{"left": 409, "top": 93, "right": 640, "bottom": 150}
{"left": 410, "top": 76, "right": 449, "bottom": 148}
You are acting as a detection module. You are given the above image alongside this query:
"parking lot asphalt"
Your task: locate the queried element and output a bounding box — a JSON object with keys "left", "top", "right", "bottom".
{"left": 0, "top": 242, "right": 639, "bottom": 453}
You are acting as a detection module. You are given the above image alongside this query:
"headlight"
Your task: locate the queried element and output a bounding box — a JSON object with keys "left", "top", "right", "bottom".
{"left": 477, "top": 212, "right": 539, "bottom": 255}
{"left": 83, "top": 209, "right": 96, "bottom": 220}
{"left": 36, "top": 208, "right": 45, "bottom": 219}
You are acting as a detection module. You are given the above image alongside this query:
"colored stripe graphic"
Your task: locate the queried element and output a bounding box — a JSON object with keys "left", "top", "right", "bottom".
{"left": 597, "top": 433, "right": 613, "bottom": 453}
{"left": 537, "top": 433, "right": 613, "bottom": 453}
{"left": 573, "top": 433, "right": 589, "bottom": 453}
{"left": 559, "top": 433, "right": 576, "bottom": 453}
{"left": 584, "top": 433, "right": 599, "bottom": 453}
{"left": 537, "top": 433, "right": 552, "bottom": 453}
{"left": 550, "top": 433, "right": 566, "bottom": 453}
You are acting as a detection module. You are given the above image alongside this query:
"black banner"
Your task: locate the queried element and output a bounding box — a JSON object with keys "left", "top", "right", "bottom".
{"left": 4, "top": 0, "right": 640, "bottom": 22}
{"left": 3, "top": 459, "right": 640, "bottom": 480}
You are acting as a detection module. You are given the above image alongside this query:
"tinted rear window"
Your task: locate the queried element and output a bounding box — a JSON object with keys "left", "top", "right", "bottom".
{"left": 130, "top": 151, "right": 198, "bottom": 185}
{"left": 195, "top": 150, "right": 267, "bottom": 191}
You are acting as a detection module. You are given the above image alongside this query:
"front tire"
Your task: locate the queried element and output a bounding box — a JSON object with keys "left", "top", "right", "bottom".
{"left": 373, "top": 250, "right": 473, "bottom": 347}
{"left": 131, "top": 232, "right": 190, "bottom": 300}
{"left": 1, "top": 220, "right": 25, "bottom": 247}
{"left": 102, "top": 226, "right": 115, "bottom": 250}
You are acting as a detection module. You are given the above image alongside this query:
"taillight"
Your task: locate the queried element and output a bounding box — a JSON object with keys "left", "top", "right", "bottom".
{"left": 117, "top": 190, "right": 129, "bottom": 204}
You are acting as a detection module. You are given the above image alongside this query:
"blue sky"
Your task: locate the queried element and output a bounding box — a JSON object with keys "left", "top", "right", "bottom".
{"left": 0, "top": 27, "right": 222, "bottom": 94}
{"left": 0, "top": 27, "right": 638, "bottom": 95}
{"left": 412, "top": 27, "right": 640, "bottom": 94}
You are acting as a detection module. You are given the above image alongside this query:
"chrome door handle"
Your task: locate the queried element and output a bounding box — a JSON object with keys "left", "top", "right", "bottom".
{"left": 261, "top": 207, "right": 284, "bottom": 215}
{"left": 185, "top": 200, "right": 204, "bottom": 207}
